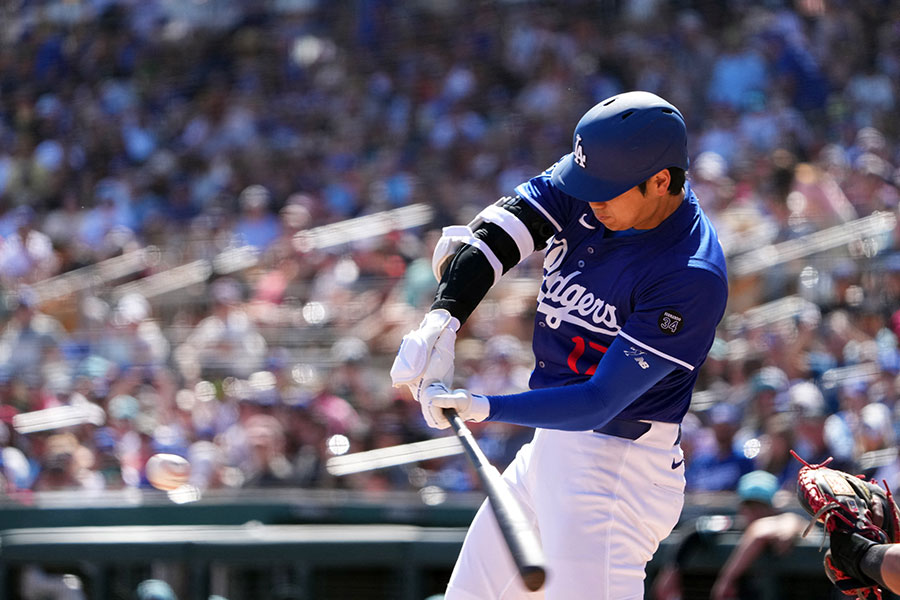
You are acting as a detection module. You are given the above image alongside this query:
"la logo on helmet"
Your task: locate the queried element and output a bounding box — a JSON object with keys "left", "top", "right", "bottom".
{"left": 573, "top": 134, "right": 587, "bottom": 168}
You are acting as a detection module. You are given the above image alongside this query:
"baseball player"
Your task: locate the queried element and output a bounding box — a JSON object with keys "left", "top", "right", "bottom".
{"left": 391, "top": 91, "right": 728, "bottom": 599}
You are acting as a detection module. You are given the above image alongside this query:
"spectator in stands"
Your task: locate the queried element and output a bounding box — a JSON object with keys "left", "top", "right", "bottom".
{"left": 135, "top": 580, "right": 176, "bottom": 600}
{"left": 686, "top": 402, "right": 754, "bottom": 492}
{"left": 752, "top": 412, "right": 798, "bottom": 489}
{"left": 240, "top": 413, "right": 294, "bottom": 488}
{"left": 230, "top": 185, "right": 282, "bottom": 252}
{"left": 790, "top": 380, "right": 852, "bottom": 471}
{"left": 0, "top": 287, "right": 68, "bottom": 393}
{"left": 856, "top": 401, "right": 896, "bottom": 475}
{"left": 0, "top": 205, "right": 57, "bottom": 285}
{"left": 734, "top": 366, "right": 789, "bottom": 449}
{"left": 77, "top": 180, "right": 136, "bottom": 259}
{"left": 464, "top": 334, "right": 531, "bottom": 397}
{"left": 327, "top": 336, "right": 382, "bottom": 412}
{"left": 709, "top": 470, "right": 808, "bottom": 600}
{"left": 134, "top": 578, "right": 229, "bottom": 600}
{"left": 174, "top": 277, "right": 267, "bottom": 380}
{"left": 31, "top": 433, "right": 99, "bottom": 492}
{"left": 21, "top": 565, "right": 86, "bottom": 600}
{"left": 96, "top": 292, "right": 169, "bottom": 371}
{"left": 92, "top": 426, "right": 125, "bottom": 489}
{"left": 824, "top": 380, "right": 873, "bottom": 468}
{"left": 706, "top": 27, "right": 768, "bottom": 112}
{"left": 653, "top": 470, "right": 806, "bottom": 600}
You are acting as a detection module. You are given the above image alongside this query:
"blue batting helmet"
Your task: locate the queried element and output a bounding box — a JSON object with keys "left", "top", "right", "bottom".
{"left": 551, "top": 91, "right": 689, "bottom": 203}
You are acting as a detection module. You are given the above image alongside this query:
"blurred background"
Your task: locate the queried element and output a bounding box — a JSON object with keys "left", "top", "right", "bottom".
{"left": 0, "top": 0, "right": 899, "bottom": 598}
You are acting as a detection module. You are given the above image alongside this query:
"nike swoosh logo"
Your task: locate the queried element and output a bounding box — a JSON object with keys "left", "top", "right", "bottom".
{"left": 578, "top": 213, "right": 596, "bottom": 229}
{"left": 671, "top": 458, "right": 684, "bottom": 469}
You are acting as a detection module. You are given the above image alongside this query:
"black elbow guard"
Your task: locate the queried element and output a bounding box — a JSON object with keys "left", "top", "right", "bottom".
{"left": 431, "top": 195, "right": 554, "bottom": 323}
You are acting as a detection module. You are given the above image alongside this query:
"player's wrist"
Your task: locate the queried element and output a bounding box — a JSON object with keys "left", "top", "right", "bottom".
{"left": 859, "top": 542, "right": 890, "bottom": 589}
{"left": 423, "top": 308, "right": 460, "bottom": 332}
{"left": 830, "top": 531, "right": 881, "bottom": 585}
{"left": 466, "top": 391, "right": 490, "bottom": 423}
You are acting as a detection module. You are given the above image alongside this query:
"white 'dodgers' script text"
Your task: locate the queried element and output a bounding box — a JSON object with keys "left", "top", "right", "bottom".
{"left": 537, "top": 269, "right": 620, "bottom": 335}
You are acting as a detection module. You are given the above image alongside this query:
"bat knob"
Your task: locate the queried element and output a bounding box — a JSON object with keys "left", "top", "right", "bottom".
{"left": 521, "top": 566, "right": 546, "bottom": 591}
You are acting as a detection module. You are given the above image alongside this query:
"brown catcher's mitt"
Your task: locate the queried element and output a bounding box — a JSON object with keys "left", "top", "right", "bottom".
{"left": 792, "top": 450, "right": 900, "bottom": 600}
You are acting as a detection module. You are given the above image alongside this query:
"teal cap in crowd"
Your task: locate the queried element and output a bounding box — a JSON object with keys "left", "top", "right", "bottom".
{"left": 737, "top": 470, "right": 778, "bottom": 506}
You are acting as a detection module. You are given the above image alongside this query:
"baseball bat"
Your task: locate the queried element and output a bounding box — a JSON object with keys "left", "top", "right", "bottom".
{"left": 443, "top": 408, "right": 547, "bottom": 592}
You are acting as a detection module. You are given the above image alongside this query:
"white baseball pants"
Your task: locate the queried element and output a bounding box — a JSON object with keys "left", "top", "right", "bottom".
{"left": 445, "top": 423, "right": 684, "bottom": 600}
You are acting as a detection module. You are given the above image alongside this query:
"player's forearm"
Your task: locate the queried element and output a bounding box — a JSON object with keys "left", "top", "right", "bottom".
{"left": 878, "top": 545, "right": 900, "bottom": 593}
{"left": 486, "top": 336, "right": 675, "bottom": 430}
{"left": 431, "top": 244, "right": 496, "bottom": 324}
{"left": 486, "top": 379, "right": 613, "bottom": 430}
{"left": 715, "top": 530, "right": 769, "bottom": 590}
{"left": 860, "top": 544, "right": 898, "bottom": 593}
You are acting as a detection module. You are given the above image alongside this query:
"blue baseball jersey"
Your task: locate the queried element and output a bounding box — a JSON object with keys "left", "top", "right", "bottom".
{"left": 512, "top": 167, "right": 728, "bottom": 424}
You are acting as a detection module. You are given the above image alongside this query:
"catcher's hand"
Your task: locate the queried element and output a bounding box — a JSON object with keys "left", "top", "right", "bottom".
{"left": 827, "top": 531, "right": 880, "bottom": 594}
{"left": 792, "top": 450, "right": 900, "bottom": 599}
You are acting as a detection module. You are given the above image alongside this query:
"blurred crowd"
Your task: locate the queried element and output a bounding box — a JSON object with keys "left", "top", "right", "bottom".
{"left": 0, "top": 0, "right": 899, "bottom": 504}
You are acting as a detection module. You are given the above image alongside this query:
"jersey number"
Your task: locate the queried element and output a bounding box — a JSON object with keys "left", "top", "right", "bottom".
{"left": 567, "top": 336, "right": 608, "bottom": 375}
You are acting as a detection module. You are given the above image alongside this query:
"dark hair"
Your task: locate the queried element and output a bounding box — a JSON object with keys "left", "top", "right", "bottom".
{"left": 637, "top": 167, "right": 686, "bottom": 195}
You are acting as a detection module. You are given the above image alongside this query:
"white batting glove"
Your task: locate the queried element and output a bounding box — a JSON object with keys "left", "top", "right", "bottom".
{"left": 390, "top": 309, "right": 460, "bottom": 401}
{"left": 420, "top": 383, "right": 490, "bottom": 430}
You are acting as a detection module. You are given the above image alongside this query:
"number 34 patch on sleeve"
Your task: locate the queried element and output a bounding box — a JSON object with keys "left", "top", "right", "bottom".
{"left": 658, "top": 310, "right": 684, "bottom": 335}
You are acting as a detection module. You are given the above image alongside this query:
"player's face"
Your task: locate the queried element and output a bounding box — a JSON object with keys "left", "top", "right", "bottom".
{"left": 588, "top": 186, "right": 652, "bottom": 231}
{"left": 588, "top": 171, "right": 680, "bottom": 231}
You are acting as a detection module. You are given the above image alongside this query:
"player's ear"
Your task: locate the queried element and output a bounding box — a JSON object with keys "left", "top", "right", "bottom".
{"left": 650, "top": 169, "right": 671, "bottom": 196}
